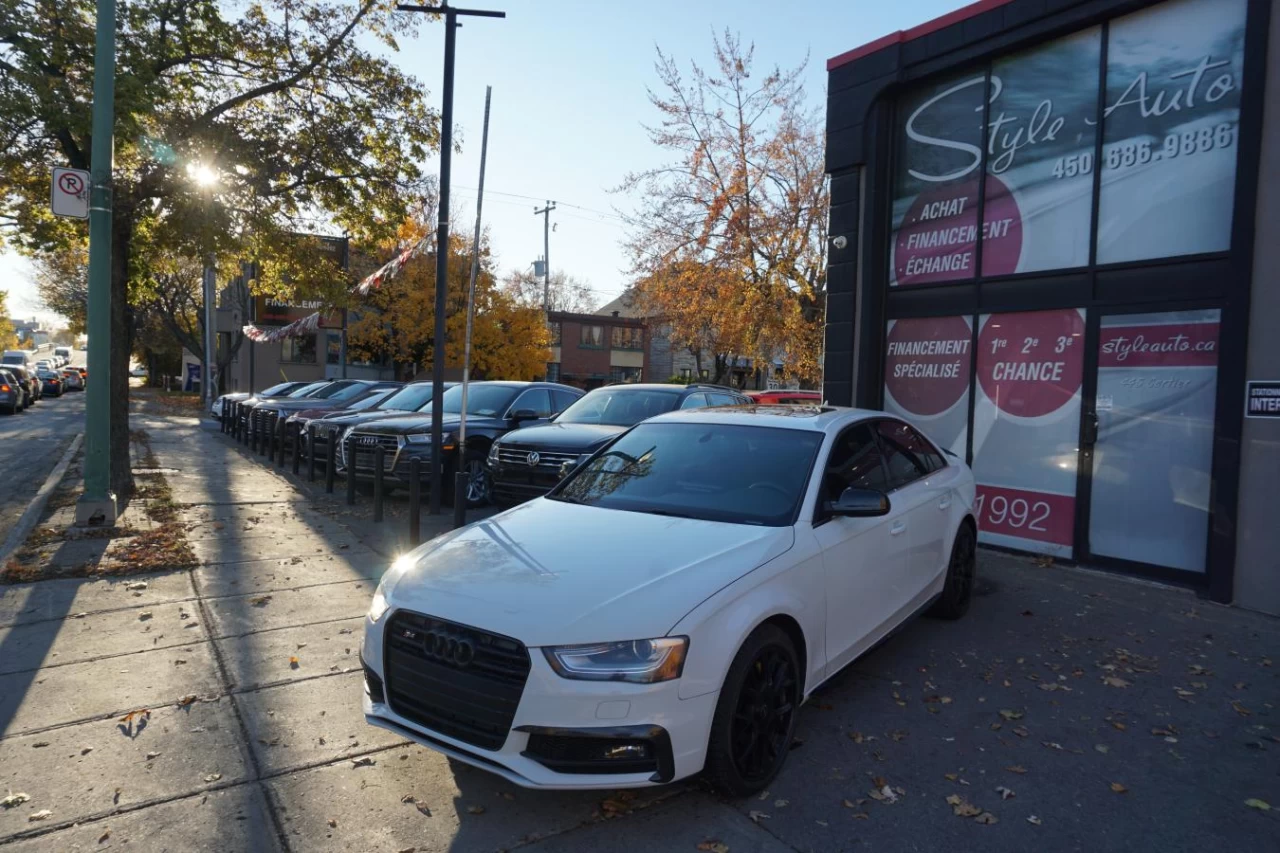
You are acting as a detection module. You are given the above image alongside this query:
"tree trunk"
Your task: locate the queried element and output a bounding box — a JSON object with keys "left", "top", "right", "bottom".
{"left": 110, "top": 215, "right": 135, "bottom": 501}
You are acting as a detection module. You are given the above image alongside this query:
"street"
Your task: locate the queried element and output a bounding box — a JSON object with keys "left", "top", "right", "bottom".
{"left": 0, "top": 350, "right": 86, "bottom": 540}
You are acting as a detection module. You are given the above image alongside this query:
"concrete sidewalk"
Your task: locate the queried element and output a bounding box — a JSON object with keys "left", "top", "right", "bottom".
{"left": 1, "top": 409, "right": 1277, "bottom": 852}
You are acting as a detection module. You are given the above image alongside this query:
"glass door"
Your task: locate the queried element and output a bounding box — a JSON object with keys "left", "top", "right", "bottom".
{"left": 1084, "top": 309, "right": 1221, "bottom": 573}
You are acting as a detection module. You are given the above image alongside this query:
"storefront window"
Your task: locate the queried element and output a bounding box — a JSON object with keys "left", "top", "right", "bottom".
{"left": 882, "top": 315, "right": 973, "bottom": 457}
{"left": 281, "top": 335, "right": 317, "bottom": 364}
{"left": 983, "top": 27, "right": 1101, "bottom": 275}
{"left": 971, "top": 309, "right": 1085, "bottom": 557}
{"left": 890, "top": 69, "right": 987, "bottom": 287}
{"left": 1088, "top": 309, "right": 1220, "bottom": 571}
{"left": 1096, "top": 0, "right": 1246, "bottom": 265}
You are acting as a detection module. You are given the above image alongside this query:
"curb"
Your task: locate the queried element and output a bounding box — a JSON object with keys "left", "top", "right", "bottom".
{"left": 0, "top": 431, "right": 84, "bottom": 567}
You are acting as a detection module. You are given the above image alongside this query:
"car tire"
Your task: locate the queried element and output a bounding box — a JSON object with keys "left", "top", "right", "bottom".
{"left": 703, "top": 623, "right": 801, "bottom": 797}
{"left": 928, "top": 522, "right": 976, "bottom": 620}
{"left": 462, "top": 448, "right": 492, "bottom": 508}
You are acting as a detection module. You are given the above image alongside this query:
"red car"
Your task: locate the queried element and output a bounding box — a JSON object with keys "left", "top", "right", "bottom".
{"left": 748, "top": 389, "right": 823, "bottom": 405}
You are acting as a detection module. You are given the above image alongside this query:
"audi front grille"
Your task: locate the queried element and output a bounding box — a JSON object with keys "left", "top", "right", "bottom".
{"left": 383, "top": 611, "right": 531, "bottom": 751}
{"left": 344, "top": 433, "right": 401, "bottom": 472}
{"left": 496, "top": 445, "right": 579, "bottom": 469}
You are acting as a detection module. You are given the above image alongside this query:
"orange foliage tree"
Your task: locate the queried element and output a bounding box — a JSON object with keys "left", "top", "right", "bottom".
{"left": 618, "top": 32, "right": 828, "bottom": 385}
{"left": 347, "top": 219, "right": 551, "bottom": 381}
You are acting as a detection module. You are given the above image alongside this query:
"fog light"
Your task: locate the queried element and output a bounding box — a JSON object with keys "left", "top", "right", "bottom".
{"left": 602, "top": 743, "right": 649, "bottom": 760}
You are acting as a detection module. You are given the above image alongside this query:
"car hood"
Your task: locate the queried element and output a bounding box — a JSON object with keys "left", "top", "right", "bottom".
{"left": 356, "top": 413, "right": 506, "bottom": 435}
{"left": 318, "top": 409, "right": 415, "bottom": 428}
{"left": 273, "top": 398, "right": 343, "bottom": 413}
{"left": 383, "top": 498, "right": 793, "bottom": 646}
{"left": 497, "top": 422, "right": 626, "bottom": 452}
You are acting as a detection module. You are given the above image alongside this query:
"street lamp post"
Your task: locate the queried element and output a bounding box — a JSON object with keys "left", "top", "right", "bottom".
{"left": 396, "top": 3, "right": 504, "bottom": 515}
{"left": 76, "top": 0, "right": 118, "bottom": 526}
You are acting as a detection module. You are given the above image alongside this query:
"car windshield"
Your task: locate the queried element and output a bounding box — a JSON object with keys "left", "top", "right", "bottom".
{"left": 261, "top": 381, "right": 297, "bottom": 396}
{"left": 344, "top": 388, "right": 395, "bottom": 411}
{"left": 377, "top": 383, "right": 437, "bottom": 412}
{"left": 556, "top": 389, "right": 680, "bottom": 426}
{"left": 550, "top": 422, "right": 823, "bottom": 527}
{"left": 426, "top": 384, "right": 518, "bottom": 417}
{"left": 288, "top": 382, "right": 328, "bottom": 398}
{"left": 327, "top": 382, "right": 376, "bottom": 402}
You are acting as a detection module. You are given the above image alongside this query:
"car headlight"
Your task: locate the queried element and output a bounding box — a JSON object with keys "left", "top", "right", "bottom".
{"left": 368, "top": 582, "right": 390, "bottom": 623}
{"left": 487, "top": 443, "right": 500, "bottom": 464}
{"left": 543, "top": 637, "right": 688, "bottom": 683}
{"left": 405, "top": 431, "right": 453, "bottom": 447}
{"left": 369, "top": 554, "right": 417, "bottom": 623}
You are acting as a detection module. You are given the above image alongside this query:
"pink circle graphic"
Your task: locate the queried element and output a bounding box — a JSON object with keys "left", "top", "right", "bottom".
{"left": 894, "top": 174, "right": 1022, "bottom": 286}
{"left": 977, "top": 309, "right": 1084, "bottom": 419}
{"left": 884, "top": 316, "right": 972, "bottom": 416}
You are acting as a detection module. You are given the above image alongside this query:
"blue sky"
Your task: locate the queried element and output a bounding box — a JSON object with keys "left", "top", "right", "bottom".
{"left": 2, "top": 0, "right": 964, "bottom": 325}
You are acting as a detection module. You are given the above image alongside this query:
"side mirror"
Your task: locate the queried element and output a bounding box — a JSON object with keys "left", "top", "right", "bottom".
{"left": 825, "top": 487, "right": 890, "bottom": 517}
{"left": 510, "top": 408, "right": 538, "bottom": 423}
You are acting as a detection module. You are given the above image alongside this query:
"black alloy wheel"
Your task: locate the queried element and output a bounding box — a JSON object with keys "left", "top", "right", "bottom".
{"left": 463, "top": 450, "right": 491, "bottom": 508}
{"left": 704, "top": 624, "right": 800, "bottom": 796}
{"left": 929, "top": 522, "right": 976, "bottom": 620}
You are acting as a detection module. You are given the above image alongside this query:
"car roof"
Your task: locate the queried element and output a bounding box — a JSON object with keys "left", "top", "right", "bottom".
{"left": 646, "top": 404, "right": 885, "bottom": 432}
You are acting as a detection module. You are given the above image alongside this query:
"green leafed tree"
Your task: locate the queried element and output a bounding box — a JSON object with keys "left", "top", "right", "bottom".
{"left": 0, "top": 1, "right": 439, "bottom": 497}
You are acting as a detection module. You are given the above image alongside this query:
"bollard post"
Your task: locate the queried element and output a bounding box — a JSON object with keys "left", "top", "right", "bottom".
{"left": 408, "top": 457, "right": 421, "bottom": 546}
{"left": 325, "top": 433, "right": 337, "bottom": 494}
{"left": 452, "top": 470, "right": 467, "bottom": 529}
{"left": 291, "top": 424, "right": 301, "bottom": 475}
{"left": 277, "top": 418, "right": 287, "bottom": 468}
{"left": 307, "top": 427, "right": 317, "bottom": 482}
{"left": 249, "top": 409, "right": 257, "bottom": 453}
{"left": 220, "top": 403, "right": 227, "bottom": 434}
{"left": 346, "top": 443, "right": 357, "bottom": 505}
{"left": 373, "top": 445, "right": 385, "bottom": 523}
{"left": 232, "top": 403, "right": 239, "bottom": 440}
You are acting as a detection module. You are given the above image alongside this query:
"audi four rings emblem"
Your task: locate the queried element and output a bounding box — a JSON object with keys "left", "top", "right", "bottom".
{"left": 423, "top": 629, "right": 475, "bottom": 666}
{"left": 526, "top": 451, "right": 540, "bottom": 467}
{"left": 359, "top": 436, "right": 378, "bottom": 445}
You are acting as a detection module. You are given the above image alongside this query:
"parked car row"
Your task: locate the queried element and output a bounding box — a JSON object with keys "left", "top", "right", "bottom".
{"left": 215, "top": 378, "right": 811, "bottom": 507}
{"left": 0, "top": 362, "right": 87, "bottom": 414}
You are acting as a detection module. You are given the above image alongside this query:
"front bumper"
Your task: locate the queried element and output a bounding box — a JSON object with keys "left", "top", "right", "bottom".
{"left": 362, "top": 611, "right": 717, "bottom": 789}
{"left": 488, "top": 463, "right": 562, "bottom": 502}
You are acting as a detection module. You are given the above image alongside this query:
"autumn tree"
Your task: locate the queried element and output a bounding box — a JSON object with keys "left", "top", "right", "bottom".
{"left": 0, "top": 291, "right": 16, "bottom": 349}
{"left": 618, "top": 32, "right": 828, "bottom": 384}
{"left": 34, "top": 244, "right": 88, "bottom": 333}
{"left": 349, "top": 220, "right": 552, "bottom": 382}
{"left": 1, "top": 1, "right": 438, "bottom": 497}
{"left": 502, "top": 269, "right": 599, "bottom": 314}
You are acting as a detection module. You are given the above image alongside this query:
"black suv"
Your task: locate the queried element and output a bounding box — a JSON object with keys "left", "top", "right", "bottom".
{"left": 488, "top": 383, "right": 751, "bottom": 504}
{"left": 301, "top": 381, "right": 457, "bottom": 466}
{"left": 340, "top": 381, "right": 583, "bottom": 505}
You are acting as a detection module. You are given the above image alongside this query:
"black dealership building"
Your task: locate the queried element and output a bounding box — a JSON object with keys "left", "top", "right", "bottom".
{"left": 821, "top": 0, "right": 1279, "bottom": 614}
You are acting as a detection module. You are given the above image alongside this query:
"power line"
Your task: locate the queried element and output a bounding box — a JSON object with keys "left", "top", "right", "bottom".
{"left": 454, "top": 185, "right": 627, "bottom": 222}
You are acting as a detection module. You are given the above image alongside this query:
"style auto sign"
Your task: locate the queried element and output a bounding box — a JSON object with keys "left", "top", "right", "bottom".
{"left": 892, "top": 0, "right": 1242, "bottom": 286}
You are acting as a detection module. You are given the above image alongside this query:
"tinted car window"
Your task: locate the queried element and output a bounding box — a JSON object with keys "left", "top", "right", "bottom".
{"left": 551, "top": 389, "right": 579, "bottom": 414}
{"left": 329, "top": 382, "right": 376, "bottom": 402}
{"left": 291, "top": 382, "right": 329, "bottom": 397}
{"left": 875, "top": 419, "right": 933, "bottom": 490}
{"left": 379, "top": 383, "right": 437, "bottom": 412}
{"left": 344, "top": 388, "right": 395, "bottom": 411}
{"left": 679, "top": 393, "right": 709, "bottom": 409}
{"left": 557, "top": 388, "right": 680, "bottom": 426}
{"left": 261, "top": 381, "right": 297, "bottom": 396}
{"left": 708, "top": 392, "right": 741, "bottom": 406}
{"left": 823, "top": 423, "right": 889, "bottom": 502}
{"left": 428, "top": 384, "right": 519, "bottom": 417}
{"left": 552, "top": 422, "right": 823, "bottom": 527}
{"left": 509, "top": 389, "right": 552, "bottom": 418}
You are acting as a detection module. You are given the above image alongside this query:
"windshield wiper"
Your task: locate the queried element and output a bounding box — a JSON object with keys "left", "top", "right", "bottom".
{"left": 636, "top": 508, "right": 699, "bottom": 519}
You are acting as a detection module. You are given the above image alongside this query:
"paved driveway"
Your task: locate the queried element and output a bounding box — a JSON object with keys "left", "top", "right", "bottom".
{"left": 0, "top": 412, "right": 1276, "bottom": 852}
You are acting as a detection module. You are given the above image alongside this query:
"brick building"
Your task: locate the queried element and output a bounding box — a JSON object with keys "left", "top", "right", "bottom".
{"left": 545, "top": 310, "right": 648, "bottom": 390}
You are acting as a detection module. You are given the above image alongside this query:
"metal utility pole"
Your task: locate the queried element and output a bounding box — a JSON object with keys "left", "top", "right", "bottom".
{"left": 203, "top": 256, "right": 216, "bottom": 407}
{"left": 454, "top": 85, "right": 493, "bottom": 529}
{"left": 533, "top": 201, "right": 556, "bottom": 309}
{"left": 76, "top": 0, "right": 117, "bottom": 526}
{"left": 396, "top": 3, "right": 505, "bottom": 515}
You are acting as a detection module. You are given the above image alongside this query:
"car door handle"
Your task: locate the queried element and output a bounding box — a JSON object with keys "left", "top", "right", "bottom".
{"left": 938, "top": 496, "right": 951, "bottom": 510}
{"left": 890, "top": 520, "right": 907, "bottom": 536}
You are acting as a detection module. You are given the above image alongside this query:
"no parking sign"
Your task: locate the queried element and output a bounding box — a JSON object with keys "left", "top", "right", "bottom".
{"left": 51, "top": 167, "right": 90, "bottom": 219}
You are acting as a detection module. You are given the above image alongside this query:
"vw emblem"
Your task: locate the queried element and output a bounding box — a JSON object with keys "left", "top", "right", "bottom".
{"left": 422, "top": 629, "right": 475, "bottom": 667}
{"left": 526, "top": 451, "right": 540, "bottom": 467}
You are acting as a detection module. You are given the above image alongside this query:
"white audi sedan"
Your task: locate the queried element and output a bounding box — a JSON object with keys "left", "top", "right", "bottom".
{"left": 363, "top": 406, "right": 976, "bottom": 795}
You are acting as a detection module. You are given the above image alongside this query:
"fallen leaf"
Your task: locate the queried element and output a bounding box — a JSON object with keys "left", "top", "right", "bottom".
{"left": 996, "top": 786, "right": 1015, "bottom": 800}
{"left": 1, "top": 792, "right": 31, "bottom": 808}
{"left": 773, "top": 799, "right": 789, "bottom": 808}
{"left": 398, "top": 849, "right": 416, "bottom": 853}
{"left": 1244, "top": 799, "right": 1271, "bottom": 811}
{"left": 748, "top": 810, "right": 770, "bottom": 823}
{"left": 289, "top": 656, "right": 300, "bottom": 669}
{"left": 974, "top": 812, "right": 998, "bottom": 825}
{"left": 1012, "top": 726, "right": 1030, "bottom": 738}
{"left": 145, "top": 751, "right": 161, "bottom": 760}
{"left": 1005, "top": 765, "right": 1027, "bottom": 774}
{"left": 1027, "top": 815, "right": 1042, "bottom": 825}
{"left": 999, "top": 709, "right": 1024, "bottom": 721}
{"left": 1102, "top": 676, "right": 1131, "bottom": 688}
{"left": 1095, "top": 744, "right": 1110, "bottom": 754}
{"left": 842, "top": 799, "right": 858, "bottom": 808}
{"left": 944, "top": 773, "right": 959, "bottom": 781}
{"left": 1111, "top": 721, "right": 1127, "bottom": 731}
{"left": 204, "top": 773, "right": 222, "bottom": 783}
{"left": 31, "top": 742, "right": 48, "bottom": 748}
{"left": 125, "top": 582, "right": 148, "bottom": 591}
{"left": 1110, "top": 782, "right": 1128, "bottom": 794}
{"left": 327, "top": 819, "right": 337, "bottom": 828}
{"left": 401, "top": 794, "right": 417, "bottom": 804}
{"left": 350, "top": 757, "right": 375, "bottom": 768}
{"left": 467, "top": 805, "right": 485, "bottom": 815}
{"left": 416, "top": 803, "right": 432, "bottom": 817}
{"left": 697, "top": 842, "right": 730, "bottom": 853}
{"left": 947, "top": 795, "right": 981, "bottom": 817}
{"left": 138, "top": 612, "right": 153, "bottom": 621}
{"left": 28, "top": 809, "right": 52, "bottom": 821}
{"left": 250, "top": 595, "right": 272, "bottom": 606}
{"left": 99, "top": 829, "right": 110, "bottom": 843}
